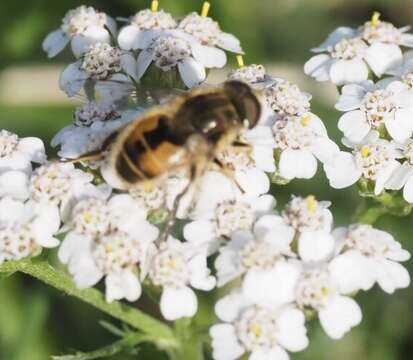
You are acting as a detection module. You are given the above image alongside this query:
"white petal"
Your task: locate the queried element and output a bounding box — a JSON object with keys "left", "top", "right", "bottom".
{"left": 279, "top": 149, "right": 317, "bottom": 180}
{"left": 235, "top": 168, "right": 269, "bottom": 196}
{"left": 329, "top": 251, "right": 375, "bottom": 294}
{"left": 329, "top": 59, "right": 369, "bottom": 85}
{"left": 160, "top": 286, "right": 198, "bottom": 321}
{"left": 312, "top": 27, "right": 356, "bottom": 52}
{"left": 254, "top": 215, "right": 295, "bottom": 250}
{"left": 71, "top": 27, "right": 110, "bottom": 58}
{"left": 385, "top": 162, "right": 413, "bottom": 190}
{"left": 386, "top": 108, "right": 413, "bottom": 142}
{"left": 183, "top": 220, "right": 217, "bottom": 248}
{"left": 105, "top": 270, "right": 142, "bottom": 302}
{"left": 42, "top": 29, "right": 70, "bottom": 58}
{"left": 189, "top": 254, "right": 216, "bottom": 290}
{"left": 215, "top": 292, "right": 249, "bottom": 322}
{"left": 59, "top": 61, "right": 88, "bottom": 97}
{"left": 120, "top": 53, "right": 138, "bottom": 81}
{"left": 218, "top": 32, "right": 243, "bottom": 53}
{"left": 335, "top": 84, "right": 366, "bottom": 111}
{"left": 210, "top": 324, "right": 245, "bottom": 360}
{"left": 117, "top": 25, "right": 144, "bottom": 50}
{"left": 243, "top": 262, "right": 300, "bottom": 307}
{"left": 0, "top": 197, "right": 25, "bottom": 223}
{"left": 136, "top": 50, "right": 153, "bottom": 80}
{"left": 400, "top": 33, "right": 413, "bottom": 48}
{"left": 276, "top": 307, "right": 309, "bottom": 352}
{"left": 319, "top": 295, "right": 362, "bottom": 339}
{"left": 69, "top": 255, "right": 103, "bottom": 289}
{"left": 375, "top": 160, "right": 401, "bottom": 195}
{"left": 338, "top": 110, "right": 370, "bottom": 142}
{"left": 323, "top": 152, "right": 361, "bottom": 189}
{"left": 375, "top": 259, "right": 410, "bottom": 294}
{"left": 299, "top": 231, "right": 335, "bottom": 262}
{"left": 178, "top": 58, "right": 206, "bottom": 88}
{"left": 18, "top": 137, "right": 46, "bottom": 163}
{"left": 365, "top": 43, "right": 403, "bottom": 77}
{"left": 311, "top": 137, "right": 340, "bottom": 164}
{"left": 304, "top": 54, "right": 333, "bottom": 81}
{"left": 0, "top": 171, "right": 29, "bottom": 200}
{"left": 252, "top": 145, "right": 276, "bottom": 172}
{"left": 191, "top": 44, "right": 227, "bottom": 68}
{"left": 250, "top": 347, "right": 289, "bottom": 360}
{"left": 403, "top": 174, "right": 413, "bottom": 202}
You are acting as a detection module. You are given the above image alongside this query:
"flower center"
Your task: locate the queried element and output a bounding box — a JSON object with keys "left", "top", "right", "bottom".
{"left": 129, "top": 183, "right": 166, "bottom": 212}
{"left": 360, "top": 90, "right": 396, "bottom": 128}
{"left": 228, "top": 64, "right": 267, "bottom": 85}
{"left": 265, "top": 81, "right": 311, "bottom": 116}
{"left": 29, "top": 163, "right": 72, "bottom": 205}
{"left": 149, "top": 243, "right": 190, "bottom": 288}
{"left": 151, "top": 36, "right": 192, "bottom": 71}
{"left": 0, "top": 130, "right": 19, "bottom": 158}
{"left": 131, "top": 9, "right": 176, "bottom": 30}
{"left": 0, "top": 225, "right": 40, "bottom": 262}
{"left": 283, "top": 195, "right": 329, "bottom": 232}
{"left": 215, "top": 147, "right": 254, "bottom": 171}
{"left": 92, "top": 231, "right": 141, "bottom": 273}
{"left": 402, "top": 73, "right": 413, "bottom": 89}
{"left": 74, "top": 101, "right": 121, "bottom": 126}
{"left": 235, "top": 306, "right": 279, "bottom": 351}
{"left": 330, "top": 37, "right": 367, "bottom": 60}
{"left": 345, "top": 224, "right": 390, "bottom": 258}
{"left": 240, "top": 240, "right": 282, "bottom": 270}
{"left": 362, "top": 20, "right": 402, "bottom": 45}
{"left": 296, "top": 268, "right": 334, "bottom": 310}
{"left": 354, "top": 142, "right": 394, "bottom": 180}
{"left": 72, "top": 198, "right": 111, "bottom": 236}
{"left": 61, "top": 6, "right": 106, "bottom": 36}
{"left": 273, "top": 117, "right": 315, "bottom": 151}
{"left": 179, "top": 12, "right": 221, "bottom": 46}
{"left": 81, "top": 43, "right": 122, "bottom": 80}
{"left": 215, "top": 200, "right": 255, "bottom": 238}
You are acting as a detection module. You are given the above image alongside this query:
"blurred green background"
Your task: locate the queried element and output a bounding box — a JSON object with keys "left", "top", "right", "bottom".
{"left": 1, "top": 0, "right": 413, "bottom": 359}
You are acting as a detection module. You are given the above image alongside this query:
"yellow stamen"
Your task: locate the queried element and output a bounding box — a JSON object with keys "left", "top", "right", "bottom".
{"left": 201, "top": 1, "right": 211, "bottom": 17}
{"left": 301, "top": 114, "right": 312, "bottom": 126}
{"left": 306, "top": 195, "right": 317, "bottom": 214}
{"left": 168, "top": 259, "right": 178, "bottom": 269}
{"left": 236, "top": 55, "right": 245, "bottom": 68}
{"left": 361, "top": 145, "right": 370, "bottom": 158}
{"left": 251, "top": 324, "right": 262, "bottom": 338}
{"left": 371, "top": 11, "right": 381, "bottom": 26}
{"left": 321, "top": 286, "right": 330, "bottom": 297}
{"left": 106, "top": 243, "right": 114, "bottom": 252}
{"left": 151, "top": 0, "right": 159, "bottom": 12}
{"left": 83, "top": 211, "right": 93, "bottom": 224}
{"left": 143, "top": 182, "right": 155, "bottom": 192}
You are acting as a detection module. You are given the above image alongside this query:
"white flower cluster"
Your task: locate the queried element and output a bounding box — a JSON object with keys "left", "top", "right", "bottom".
{"left": 210, "top": 195, "right": 410, "bottom": 360}
{"left": 229, "top": 64, "right": 339, "bottom": 181}
{"left": 305, "top": 13, "right": 413, "bottom": 203}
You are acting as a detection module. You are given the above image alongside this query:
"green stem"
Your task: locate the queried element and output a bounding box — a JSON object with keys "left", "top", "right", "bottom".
{"left": 51, "top": 332, "right": 151, "bottom": 360}
{"left": 171, "top": 319, "right": 204, "bottom": 360}
{"left": 357, "top": 204, "right": 387, "bottom": 224}
{"left": 0, "top": 258, "right": 177, "bottom": 348}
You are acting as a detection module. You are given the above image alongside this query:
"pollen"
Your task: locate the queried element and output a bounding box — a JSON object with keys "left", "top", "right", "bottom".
{"left": 300, "top": 114, "right": 312, "bottom": 126}
{"left": 306, "top": 195, "right": 318, "bottom": 214}
{"left": 151, "top": 0, "right": 159, "bottom": 12}
{"left": 83, "top": 211, "right": 93, "bottom": 223}
{"left": 251, "top": 324, "right": 262, "bottom": 338}
{"left": 361, "top": 145, "right": 370, "bottom": 158}
{"left": 105, "top": 243, "right": 113, "bottom": 253}
{"left": 236, "top": 55, "right": 245, "bottom": 68}
{"left": 201, "top": 1, "right": 211, "bottom": 17}
{"left": 371, "top": 11, "right": 381, "bottom": 27}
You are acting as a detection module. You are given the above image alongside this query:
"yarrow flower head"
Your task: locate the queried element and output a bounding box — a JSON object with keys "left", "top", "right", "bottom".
{"left": 228, "top": 64, "right": 277, "bottom": 90}
{"left": 59, "top": 43, "right": 138, "bottom": 97}
{"left": 211, "top": 292, "right": 308, "bottom": 360}
{"left": 42, "top": 6, "right": 116, "bottom": 58}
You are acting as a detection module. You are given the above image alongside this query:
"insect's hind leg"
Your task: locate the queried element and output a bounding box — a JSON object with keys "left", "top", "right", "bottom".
{"left": 161, "top": 164, "right": 197, "bottom": 241}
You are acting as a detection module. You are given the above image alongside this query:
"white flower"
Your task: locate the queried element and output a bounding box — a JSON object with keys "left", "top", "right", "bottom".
{"left": 178, "top": 12, "right": 243, "bottom": 55}
{"left": 272, "top": 113, "right": 339, "bottom": 180}
{"left": 59, "top": 43, "right": 138, "bottom": 97}
{"left": 58, "top": 194, "right": 158, "bottom": 302}
{"left": 42, "top": 6, "right": 116, "bottom": 58}
{"left": 136, "top": 30, "right": 226, "bottom": 88}
{"left": 0, "top": 129, "right": 46, "bottom": 174}
{"left": 184, "top": 193, "right": 276, "bottom": 254}
{"left": 211, "top": 292, "right": 308, "bottom": 360}
{"left": 118, "top": 9, "right": 177, "bottom": 50}
{"left": 215, "top": 219, "right": 299, "bottom": 307}
{"left": 29, "top": 162, "right": 95, "bottom": 220}
{"left": 385, "top": 50, "right": 413, "bottom": 88}
{"left": 228, "top": 64, "right": 277, "bottom": 90}
{"left": 0, "top": 170, "right": 29, "bottom": 200}
{"left": 283, "top": 195, "right": 335, "bottom": 262}
{"left": 329, "top": 224, "right": 411, "bottom": 294}
{"left": 148, "top": 237, "right": 215, "bottom": 320}
{"left": 386, "top": 139, "right": 413, "bottom": 202}
{"left": 336, "top": 80, "right": 413, "bottom": 143}
{"left": 324, "top": 133, "right": 401, "bottom": 194}
{"left": 295, "top": 265, "right": 362, "bottom": 339}
{"left": 51, "top": 104, "right": 141, "bottom": 160}
{"left": 0, "top": 197, "right": 60, "bottom": 263}
{"left": 359, "top": 15, "right": 413, "bottom": 76}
